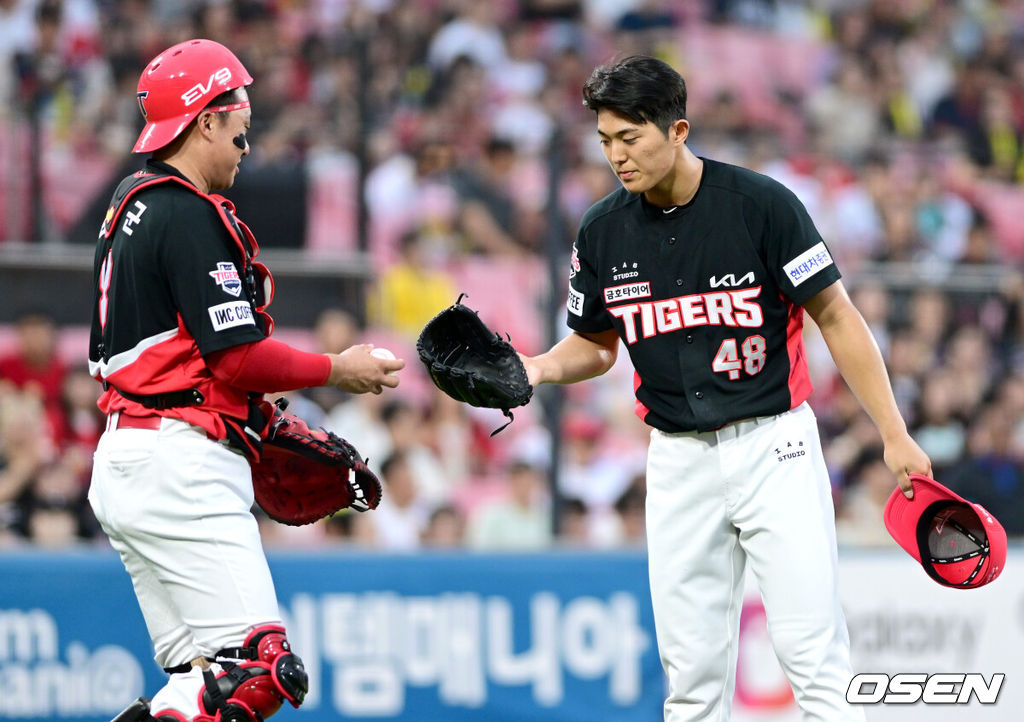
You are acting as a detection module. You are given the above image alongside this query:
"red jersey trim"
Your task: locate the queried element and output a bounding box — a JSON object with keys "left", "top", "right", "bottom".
{"left": 785, "top": 298, "right": 814, "bottom": 409}
{"left": 633, "top": 369, "right": 651, "bottom": 422}
{"left": 94, "top": 314, "right": 250, "bottom": 439}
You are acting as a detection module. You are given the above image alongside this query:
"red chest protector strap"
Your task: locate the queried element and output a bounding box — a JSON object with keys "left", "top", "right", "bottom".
{"left": 100, "top": 170, "right": 275, "bottom": 331}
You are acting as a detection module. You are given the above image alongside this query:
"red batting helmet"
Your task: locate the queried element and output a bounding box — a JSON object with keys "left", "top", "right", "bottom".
{"left": 133, "top": 39, "right": 252, "bottom": 154}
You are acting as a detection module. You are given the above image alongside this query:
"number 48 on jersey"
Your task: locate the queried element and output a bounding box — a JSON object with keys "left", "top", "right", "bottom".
{"left": 712, "top": 335, "right": 767, "bottom": 380}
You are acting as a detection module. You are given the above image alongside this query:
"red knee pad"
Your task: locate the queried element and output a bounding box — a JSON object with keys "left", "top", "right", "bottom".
{"left": 201, "top": 625, "right": 308, "bottom": 720}
{"left": 239, "top": 625, "right": 307, "bottom": 708}
{"left": 197, "top": 664, "right": 283, "bottom": 721}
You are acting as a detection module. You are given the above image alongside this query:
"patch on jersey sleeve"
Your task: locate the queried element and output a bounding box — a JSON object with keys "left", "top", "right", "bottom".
{"left": 783, "top": 242, "right": 833, "bottom": 287}
{"left": 209, "top": 261, "right": 243, "bottom": 297}
{"left": 208, "top": 301, "right": 256, "bottom": 331}
{"left": 604, "top": 281, "right": 651, "bottom": 304}
{"left": 569, "top": 243, "right": 581, "bottom": 279}
{"left": 567, "top": 286, "right": 584, "bottom": 316}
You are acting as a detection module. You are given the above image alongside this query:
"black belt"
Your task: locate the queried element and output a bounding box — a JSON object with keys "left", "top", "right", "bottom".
{"left": 107, "top": 384, "right": 205, "bottom": 410}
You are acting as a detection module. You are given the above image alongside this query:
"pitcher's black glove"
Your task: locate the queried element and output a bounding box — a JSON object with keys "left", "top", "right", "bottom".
{"left": 416, "top": 294, "right": 533, "bottom": 434}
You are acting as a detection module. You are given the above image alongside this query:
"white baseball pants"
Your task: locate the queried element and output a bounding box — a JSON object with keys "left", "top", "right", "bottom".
{"left": 646, "top": 402, "right": 863, "bottom": 721}
{"left": 89, "top": 415, "right": 282, "bottom": 717}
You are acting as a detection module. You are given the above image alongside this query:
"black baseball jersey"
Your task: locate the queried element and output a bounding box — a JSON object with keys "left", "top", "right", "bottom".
{"left": 567, "top": 157, "right": 841, "bottom": 433}
{"left": 88, "top": 160, "right": 270, "bottom": 437}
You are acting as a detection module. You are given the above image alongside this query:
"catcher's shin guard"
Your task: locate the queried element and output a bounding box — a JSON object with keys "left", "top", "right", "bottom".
{"left": 197, "top": 625, "right": 308, "bottom": 720}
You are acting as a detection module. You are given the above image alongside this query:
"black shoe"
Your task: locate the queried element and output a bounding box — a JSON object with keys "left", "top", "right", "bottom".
{"left": 111, "top": 697, "right": 155, "bottom": 722}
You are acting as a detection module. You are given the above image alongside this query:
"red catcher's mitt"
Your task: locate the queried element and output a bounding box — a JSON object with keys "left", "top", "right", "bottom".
{"left": 251, "top": 406, "right": 381, "bottom": 526}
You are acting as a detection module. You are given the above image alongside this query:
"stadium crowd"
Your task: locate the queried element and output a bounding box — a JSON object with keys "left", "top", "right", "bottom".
{"left": 2, "top": 0, "right": 1024, "bottom": 551}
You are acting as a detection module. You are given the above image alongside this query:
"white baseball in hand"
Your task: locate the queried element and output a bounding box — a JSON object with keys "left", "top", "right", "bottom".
{"left": 371, "top": 347, "right": 398, "bottom": 374}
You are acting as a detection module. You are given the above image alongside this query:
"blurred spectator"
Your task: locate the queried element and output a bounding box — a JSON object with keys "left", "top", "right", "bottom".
{"left": 490, "top": 23, "right": 547, "bottom": 101}
{"left": 824, "top": 406, "right": 884, "bottom": 489}
{"left": 0, "top": 0, "right": 38, "bottom": 113}
{"left": 903, "top": 287, "right": 951, "bottom": 353}
{"left": 362, "top": 451, "right": 431, "bottom": 550}
{"left": 959, "top": 210, "right": 999, "bottom": 264}
{"left": 426, "top": 389, "right": 475, "bottom": 484}
{"left": 557, "top": 497, "right": 590, "bottom": 547}
{"left": 835, "top": 450, "right": 897, "bottom": 548}
{"left": 560, "top": 414, "right": 635, "bottom": 510}
{"left": 910, "top": 370, "right": 967, "bottom": 477}
{"left": 929, "top": 59, "right": 990, "bottom": 162}
{"left": 323, "top": 385, "right": 391, "bottom": 479}
{"left": 0, "top": 390, "right": 51, "bottom": 541}
{"left": 421, "top": 504, "right": 465, "bottom": 548}
{"left": 427, "top": 2, "right": 507, "bottom": 73}
{"left": 849, "top": 280, "right": 891, "bottom": 357}
{"left": 913, "top": 171, "right": 974, "bottom": 266}
{"left": 58, "top": 365, "right": 102, "bottom": 453}
{"left": 976, "top": 82, "right": 1023, "bottom": 182}
{"left": 943, "top": 325, "right": 997, "bottom": 418}
{"left": 805, "top": 55, "right": 881, "bottom": 163}
{"left": 366, "top": 136, "right": 462, "bottom": 267}
{"left": 0, "top": 310, "right": 67, "bottom": 438}
{"left": 877, "top": 195, "right": 926, "bottom": 262}
{"left": 884, "top": 328, "right": 931, "bottom": 421}
{"left": 367, "top": 229, "right": 458, "bottom": 340}
{"left": 379, "top": 398, "right": 449, "bottom": 507}
{"left": 322, "top": 510, "right": 355, "bottom": 545}
{"left": 18, "top": 457, "right": 97, "bottom": 547}
{"left": 466, "top": 460, "right": 552, "bottom": 550}
{"left": 945, "top": 405, "right": 1024, "bottom": 537}
{"left": 615, "top": 0, "right": 677, "bottom": 34}
{"left": 307, "top": 307, "right": 360, "bottom": 413}
{"left": 451, "top": 135, "right": 536, "bottom": 257}
{"left": 612, "top": 473, "right": 647, "bottom": 548}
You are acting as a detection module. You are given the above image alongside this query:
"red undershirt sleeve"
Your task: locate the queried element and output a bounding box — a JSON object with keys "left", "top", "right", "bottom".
{"left": 206, "top": 337, "right": 332, "bottom": 392}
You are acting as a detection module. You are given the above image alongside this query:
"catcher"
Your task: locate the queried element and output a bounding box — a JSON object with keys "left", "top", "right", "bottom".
{"left": 92, "top": 40, "right": 400, "bottom": 722}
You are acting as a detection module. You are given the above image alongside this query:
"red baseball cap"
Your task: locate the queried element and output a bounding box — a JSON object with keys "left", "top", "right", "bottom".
{"left": 884, "top": 473, "right": 1006, "bottom": 589}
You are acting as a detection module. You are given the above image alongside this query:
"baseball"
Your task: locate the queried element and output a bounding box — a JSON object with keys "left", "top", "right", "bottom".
{"left": 371, "top": 347, "right": 398, "bottom": 374}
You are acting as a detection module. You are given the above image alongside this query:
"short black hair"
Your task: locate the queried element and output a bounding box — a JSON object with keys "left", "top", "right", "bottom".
{"left": 582, "top": 55, "right": 687, "bottom": 134}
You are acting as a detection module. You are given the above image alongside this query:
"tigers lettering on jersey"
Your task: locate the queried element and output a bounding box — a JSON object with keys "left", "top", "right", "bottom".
{"left": 608, "top": 287, "right": 764, "bottom": 344}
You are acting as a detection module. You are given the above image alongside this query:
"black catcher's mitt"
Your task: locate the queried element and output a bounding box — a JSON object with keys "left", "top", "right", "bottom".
{"left": 252, "top": 400, "right": 382, "bottom": 525}
{"left": 417, "top": 294, "right": 533, "bottom": 434}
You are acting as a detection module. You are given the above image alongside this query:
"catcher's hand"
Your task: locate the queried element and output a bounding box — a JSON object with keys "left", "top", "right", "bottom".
{"left": 416, "top": 294, "right": 533, "bottom": 434}
{"left": 251, "top": 400, "right": 382, "bottom": 525}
